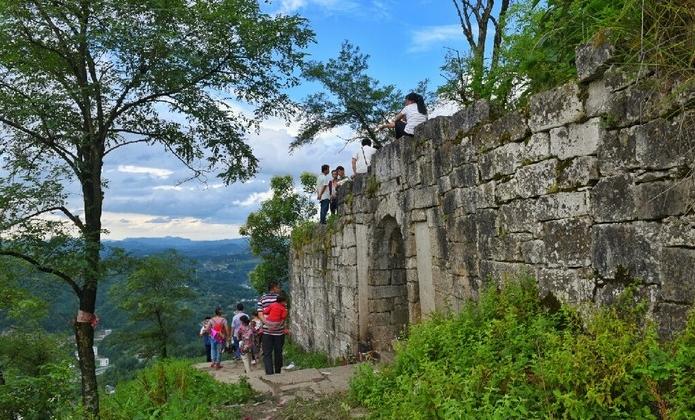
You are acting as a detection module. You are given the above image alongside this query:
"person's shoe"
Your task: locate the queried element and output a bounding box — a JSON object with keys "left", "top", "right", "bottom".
{"left": 251, "top": 360, "right": 257, "bottom": 365}
{"left": 210, "top": 363, "right": 216, "bottom": 368}
{"left": 215, "top": 363, "right": 223, "bottom": 369}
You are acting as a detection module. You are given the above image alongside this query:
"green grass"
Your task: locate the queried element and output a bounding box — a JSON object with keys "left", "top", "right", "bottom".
{"left": 350, "top": 276, "right": 695, "bottom": 419}
{"left": 101, "top": 359, "right": 255, "bottom": 419}
{"left": 283, "top": 340, "right": 337, "bottom": 369}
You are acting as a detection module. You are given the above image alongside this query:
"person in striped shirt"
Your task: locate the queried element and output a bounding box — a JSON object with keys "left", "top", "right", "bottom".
{"left": 257, "top": 281, "right": 285, "bottom": 375}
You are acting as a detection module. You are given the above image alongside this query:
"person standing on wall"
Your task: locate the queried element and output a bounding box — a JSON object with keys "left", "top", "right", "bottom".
{"left": 352, "top": 138, "right": 377, "bottom": 176}
{"left": 329, "top": 169, "right": 340, "bottom": 215}
{"left": 379, "top": 92, "right": 428, "bottom": 139}
{"left": 257, "top": 281, "right": 284, "bottom": 375}
{"left": 317, "top": 164, "right": 331, "bottom": 224}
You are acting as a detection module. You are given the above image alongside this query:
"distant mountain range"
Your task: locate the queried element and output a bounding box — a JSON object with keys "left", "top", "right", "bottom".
{"left": 103, "top": 236, "right": 250, "bottom": 257}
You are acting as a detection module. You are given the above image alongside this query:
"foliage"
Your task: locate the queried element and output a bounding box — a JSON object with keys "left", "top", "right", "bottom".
{"left": 0, "top": 0, "right": 313, "bottom": 413}
{"left": 351, "top": 276, "right": 695, "bottom": 419}
{"left": 283, "top": 340, "right": 336, "bottom": 369}
{"left": 294, "top": 41, "right": 433, "bottom": 149}
{"left": 439, "top": 0, "right": 512, "bottom": 106}
{"left": 109, "top": 251, "right": 198, "bottom": 360}
{"left": 290, "top": 220, "right": 318, "bottom": 251}
{"left": 101, "top": 359, "right": 254, "bottom": 419}
{"left": 240, "top": 175, "right": 317, "bottom": 293}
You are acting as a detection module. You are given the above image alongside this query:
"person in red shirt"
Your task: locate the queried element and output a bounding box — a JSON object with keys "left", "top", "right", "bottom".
{"left": 263, "top": 293, "right": 288, "bottom": 322}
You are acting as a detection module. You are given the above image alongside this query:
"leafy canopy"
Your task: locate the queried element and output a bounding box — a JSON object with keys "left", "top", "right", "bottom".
{"left": 240, "top": 175, "right": 316, "bottom": 293}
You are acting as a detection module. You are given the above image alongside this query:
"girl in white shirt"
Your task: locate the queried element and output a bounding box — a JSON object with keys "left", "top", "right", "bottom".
{"left": 379, "top": 92, "right": 428, "bottom": 139}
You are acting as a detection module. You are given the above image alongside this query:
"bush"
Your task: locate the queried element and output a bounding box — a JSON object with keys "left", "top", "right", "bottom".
{"left": 101, "top": 359, "right": 254, "bottom": 419}
{"left": 350, "top": 276, "right": 695, "bottom": 419}
{"left": 283, "top": 340, "right": 335, "bottom": 369}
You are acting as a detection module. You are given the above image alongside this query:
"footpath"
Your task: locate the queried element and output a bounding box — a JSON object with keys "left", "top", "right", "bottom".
{"left": 195, "top": 360, "right": 364, "bottom": 419}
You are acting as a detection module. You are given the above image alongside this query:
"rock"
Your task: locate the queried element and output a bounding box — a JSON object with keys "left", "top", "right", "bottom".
{"left": 450, "top": 164, "right": 478, "bottom": 187}
{"left": 585, "top": 79, "right": 610, "bottom": 117}
{"left": 520, "top": 132, "right": 551, "bottom": 163}
{"left": 536, "top": 191, "right": 590, "bottom": 221}
{"left": 660, "top": 247, "right": 695, "bottom": 303}
{"left": 529, "top": 83, "right": 585, "bottom": 132}
{"left": 634, "top": 116, "right": 690, "bottom": 170}
{"left": 604, "top": 81, "right": 663, "bottom": 128}
{"left": 479, "top": 142, "right": 522, "bottom": 181}
{"left": 549, "top": 117, "right": 603, "bottom": 160}
{"left": 590, "top": 174, "right": 636, "bottom": 223}
{"left": 447, "top": 99, "right": 490, "bottom": 140}
{"left": 576, "top": 40, "right": 615, "bottom": 83}
{"left": 654, "top": 303, "right": 691, "bottom": 339}
{"left": 591, "top": 222, "right": 661, "bottom": 284}
{"left": 557, "top": 156, "right": 599, "bottom": 190}
{"left": 515, "top": 159, "right": 558, "bottom": 198}
{"left": 537, "top": 268, "right": 594, "bottom": 305}
{"left": 597, "top": 128, "right": 638, "bottom": 176}
{"left": 474, "top": 111, "right": 529, "bottom": 151}
{"left": 542, "top": 218, "right": 593, "bottom": 267}
{"left": 415, "top": 115, "right": 451, "bottom": 141}
{"left": 634, "top": 180, "right": 692, "bottom": 220}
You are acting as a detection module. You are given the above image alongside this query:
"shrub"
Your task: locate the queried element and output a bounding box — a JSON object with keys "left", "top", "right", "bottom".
{"left": 101, "top": 359, "right": 254, "bottom": 419}
{"left": 350, "top": 276, "right": 695, "bottom": 419}
{"left": 283, "top": 340, "right": 336, "bottom": 369}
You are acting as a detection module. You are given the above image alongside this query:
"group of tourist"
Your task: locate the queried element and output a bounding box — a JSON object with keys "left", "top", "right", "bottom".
{"left": 316, "top": 92, "right": 428, "bottom": 224}
{"left": 199, "top": 282, "right": 288, "bottom": 375}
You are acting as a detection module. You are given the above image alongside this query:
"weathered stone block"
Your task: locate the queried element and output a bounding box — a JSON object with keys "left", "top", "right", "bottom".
{"left": 474, "top": 111, "right": 529, "bottom": 151}
{"left": 521, "top": 132, "right": 551, "bottom": 163}
{"left": 585, "top": 79, "right": 610, "bottom": 117}
{"left": 634, "top": 117, "right": 689, "bottom": 169}
{"left": 368, "top": 298, "right": 393, "bottom": 313}
{"left": 576, "top": 41, "right": 615, "bottom": 83}
{"left": 494, "top": 178, "right": 519, "bottom": 204}
{"left": 635, "top": 180, "right": 692, "bottom": 220}
{"left": 479, "top": 142, "right": 522, "bottom": 181}
{"left": 515, "top": 159, "right": 558, "bottom": 198}
{"left": 415, "top": 115, "right": 451, "bottom": 140}
{"left": 655, "top": 303, "right": 691, "bottom": 339}
{"left": 409, "top": 187, "right": 439, "bottom": 209}
{"left": 605, "top": 81, "right": 662, "bottom": 128}
{"left": 590, "top": 174, "right": 636, "bottom": 222}
{"left": 476, "top": 181, "right": 497, "bottom": 208}
{"left": 557, "top": 156, "right": 599, "bottom": 189}
{"left": 447, "top": 213, "right": 478, "bottom": 244}
{"left": 451, "top": 137, "right": 477, "bottom": 166}
{"left": 438, "top": 175, "right": 452, "bottom": 193}
{"left": 520, "top": 240, "right": 545, "bottom": 264}
{"left": 543, "top": 218, "right": 592, "bottom": 267}
{"left": 662, "top": 216, "right": 695, "bottom": 248}
{"left": 529, "top": 83, "right": 585, "bottom": 132}
{"left": 451, "top": 164, "right": 478, "bottom": 187}
{"left": 597, "top": 128, "right": 638, "bottom": 175}
{"left": 591, "top": 222, "right": 661, "bottom": 284}
{"left": 371, "top": 285, "right": 408, "bottom": 299}
{"left": 550, "top": 117, "right": 603, "bottom": 159}
{"left": 447, "top": 100, "right": 490, "bottom": 140}
{"left": 537, "top": 268, "right": 594, "bottom": 305}
{"left": 499, "top": 199, "right": 536, "bottom": 233}
{"left": 479, "top": 260, "right": 533, "bottom": 283}
{"left": 660, "top": 247, "right": 695, "bottom": 303}
{"left": 536, "top": 191, "right": 590, "bottom": 221}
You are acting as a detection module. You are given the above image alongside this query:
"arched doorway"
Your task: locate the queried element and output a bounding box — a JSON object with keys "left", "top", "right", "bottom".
{"left": 368, "top": 216, "right": 408, "bottom": 351}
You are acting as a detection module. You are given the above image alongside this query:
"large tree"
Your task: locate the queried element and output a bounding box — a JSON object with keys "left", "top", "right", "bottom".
{"left": 239, "top": 175, "right": 316, "bottom": 293}
{"left": 0, "top": 0, "right": 312, "bottom": 415}
{"left": 293, "top": 41, "right": 433, "bottom": 150}
{"left": 110, "top": 251, "right": 197, "bottom": 360}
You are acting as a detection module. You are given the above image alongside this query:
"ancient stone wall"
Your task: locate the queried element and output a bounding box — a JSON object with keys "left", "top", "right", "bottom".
{"left": 289, "top": 42, "right": 694, "bottom": 359}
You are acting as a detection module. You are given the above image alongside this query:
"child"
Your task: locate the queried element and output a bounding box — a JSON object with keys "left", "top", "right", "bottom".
{"left": 236, "top": 315, "right": 254, "bottom": 374}
{"left": 262, "top": 292, "right": 288, "bottom": 323}
{"left": 250, "top": 315, "right": 263, "bottom": 365}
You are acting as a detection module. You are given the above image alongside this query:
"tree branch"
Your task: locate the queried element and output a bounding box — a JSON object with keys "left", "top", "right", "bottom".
{"left": 2, "top": 206, "right": 85, "bottom": 232}
{"left": 0, "top": 250, "right": 82, "bottom": 297}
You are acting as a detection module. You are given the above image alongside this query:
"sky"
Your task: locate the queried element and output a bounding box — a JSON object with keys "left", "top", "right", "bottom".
{"left": 97, "top": 0, "right": 469, "bottom": 240}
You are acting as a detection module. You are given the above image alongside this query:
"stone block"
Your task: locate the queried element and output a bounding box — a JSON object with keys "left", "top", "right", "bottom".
{"left": 557, "top": 156, "right": 599, "bottom": 189}
{"left": 474, "top": 111, "right": 529, "bottom": 151}
{"left": 515, "top": 159, "right": 558, "bottom": 198}
{"left": 590, "top": 174, "right": 636, "bottom": 223}
{"left": 550, "top": 117, "right": 603, "bottom": 160}
{"left": 585, "top": 79, "right": 610, "bottom": 117}
{"left": 476, "top": 181, "right": 497, "bottom": 208}
{"left": 447, "top": 213, "right": 478, "bottom": 244}
{"left": 635, "top": 180, "right": 692, "bottom": 220}
{"left": 443, "top": 187, "right": 476, "bottom": 215}
{"left": 537, "top": 268, "right": 594, "bottom": 305}
{"left": 576, "top": 41, "right": 615, "bottom": 83}
{"left": 536, "top": 191, "right": 590, "bottom": 221}
{"left": 494, "top": 178, "right": 519, "bottom": 204}
{"left": 499, "top": 199, "right": 536, "bottom": 233}
{"left": 597, "top": 128, "right": 638, "bottom": 175}
{"left": 437, "top": 175, "right": 452, "bottom": 193}
{"left": 409, "top": 187, "right": 439, "bottom": 209}
{"left": 415, "top": 115, "right": 451, "bottom": 140}
{"left": 451, "top": 137, "right": 478, "bottom": 166}
{"left": 479, "top": 142, "right": 522, "bottom": 181}
{"left": 521, "top": 132, "right": 551, "bottom": 163}
{"left": 371, "top": 285, "right": 408, "bottom": 299}
{"left": 447, "top": 99, "right": 490, "bottom": 140}
{"left": 660, "top": 247, "right": 695, "bottom": 303}
{"left": 529, "top": 83, "right": 585, "bottom": 132}
{"left": 449, "top": 242, "right": 478, "bottom": 277}
{"left": 543, "top": 218, "right": 592, "bottom": 267}
{"left": 604, "top": 81, "right": 662, "bottom": 128}
{"left": 662, "top": 216, "right": 695, "bottom": 247}
{"left": 520, "top": 240, "right": 545, "bottom": 264}
{"left": 451, "top": 164, "right": 478, "bottom": 187}
{"left": 634, "top": 117, "right": 690, "bottom": 170}
{"left": 591, "top": 222, "right": 661, "bottom": 284}
{"left": 368, "top": 298, "right": 393, "bottom": 313}
{"left": 479, "top": 260, "right": 533, "bottom": 283}
{"left": 655, "top": 303, "right": 691, "bottom": 339}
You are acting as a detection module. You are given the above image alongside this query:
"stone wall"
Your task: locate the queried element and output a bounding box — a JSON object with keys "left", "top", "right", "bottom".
{"left": 289, "top": 42, "right": 695, "bottom": 358}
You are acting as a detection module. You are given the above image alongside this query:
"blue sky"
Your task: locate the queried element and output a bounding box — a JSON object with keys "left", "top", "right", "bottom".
{"left": 96, "top": 0, "right": 468, "bottom": 240}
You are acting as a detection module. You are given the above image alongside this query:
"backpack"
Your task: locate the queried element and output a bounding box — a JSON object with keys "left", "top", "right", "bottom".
{"left": 210, "top": 319, "right": 226, "bottom": 344}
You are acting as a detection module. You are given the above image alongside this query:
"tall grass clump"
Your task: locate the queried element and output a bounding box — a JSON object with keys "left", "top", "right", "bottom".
{"left": 101, "top": 359, "right": 254, "bottom": 419}
{"left": 351, "top": 276, "right": 695, "bottom": 419}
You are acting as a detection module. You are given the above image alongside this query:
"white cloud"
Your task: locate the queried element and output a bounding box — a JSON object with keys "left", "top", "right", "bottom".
{"left": 117, "top": 165, "right": 173, "bottom": 179}
{"left": 409, "top": 24, "right": 464, "bottom": 53}
{"left": 232, "top": 190, "right": 274, "bottom": 207}
{"left": 101, "top": 212, "right": 242, "bottom": 241}
{"left": 276, "top": 0, "right": 358, "bottom": 14}
{"left": 152, "top": 185, "right": 184, "bottom": 191}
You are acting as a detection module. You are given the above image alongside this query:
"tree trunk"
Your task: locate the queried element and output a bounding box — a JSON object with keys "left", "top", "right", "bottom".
{"left": 74, "top": 321, "right": 99, "bottom": 415}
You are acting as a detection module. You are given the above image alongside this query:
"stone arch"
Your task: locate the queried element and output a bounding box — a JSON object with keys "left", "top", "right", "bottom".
{"left": 367, "top": 215, "right": 409, "bottom": 351}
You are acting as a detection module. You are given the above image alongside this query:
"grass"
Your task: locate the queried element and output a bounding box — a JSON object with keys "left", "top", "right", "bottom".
{"left": 283, "top": 340, "right": 337, "bottom": 369}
